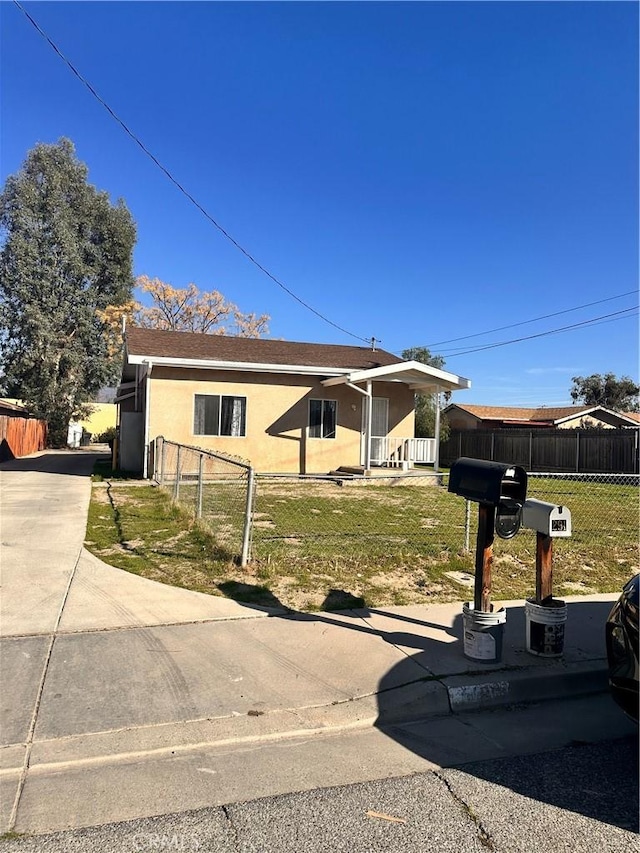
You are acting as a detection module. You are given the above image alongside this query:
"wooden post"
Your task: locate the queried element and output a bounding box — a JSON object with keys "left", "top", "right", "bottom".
{"left": 474, "top": 504, "right": 495, "bottom": 612}
{"left": 535, "top": 532, "right": 553, "bottom": 604}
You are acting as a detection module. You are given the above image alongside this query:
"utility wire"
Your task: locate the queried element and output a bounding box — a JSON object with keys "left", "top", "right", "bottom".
{"left": 401, "top": 289, "right": 637, "bottom": 352}
{"left": 13, "top": 0, "right": 372, "bottom": 345}
{"left": 440, "top": 306, "right": 638, "bottom": 358}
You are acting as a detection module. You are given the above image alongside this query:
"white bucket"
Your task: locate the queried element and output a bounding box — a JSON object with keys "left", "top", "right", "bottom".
{"left": 525, "top": 597, "right": 567, "bottom": 657}
{"left": 462, "top": 603, "right": 507, "bottom": 663}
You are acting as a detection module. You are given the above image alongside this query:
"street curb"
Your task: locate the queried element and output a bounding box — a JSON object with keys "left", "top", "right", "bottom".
{"left": 1, "top": 662, "right": 609, "bottom": 778}
{"left": 442, "top": 659, "right": 608, "bottom": 714}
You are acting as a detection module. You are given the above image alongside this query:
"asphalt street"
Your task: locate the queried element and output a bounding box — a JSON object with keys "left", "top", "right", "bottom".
{"left": 0, "top": 709, "right": 636, "bottom": 853}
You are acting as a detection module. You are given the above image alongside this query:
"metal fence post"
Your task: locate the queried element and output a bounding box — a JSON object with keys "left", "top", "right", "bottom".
{"left": 241, "top": 467, "right": 255, "bottom": 568}
{"left": 197, "top": 453, "right": 204, "bottom": 518}
{"left": 159, "top": 436, "right": 166, "bottom": 486}
{"left": 174, "top": 445, "right": 181, "bottom": 501}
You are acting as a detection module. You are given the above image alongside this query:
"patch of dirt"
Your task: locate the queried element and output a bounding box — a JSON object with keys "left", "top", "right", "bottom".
{"left": 495, "top": 553, "right": 527, "bottom": 567}
{"left": 561, "top": 581, "right": 597, "bottom": 593}
{"left": 96, "top": 545, "right": 141, "bottom": 557}
{"left": 258, "top": 483, "right": 415, "bottom": 505}
{"left": 160, "top": 531, "right": 190, "bottom": 548}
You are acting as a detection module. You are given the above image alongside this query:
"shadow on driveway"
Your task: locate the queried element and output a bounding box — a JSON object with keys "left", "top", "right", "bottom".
{"left": 0, "top": 448, "right": 109, "bottom": 475}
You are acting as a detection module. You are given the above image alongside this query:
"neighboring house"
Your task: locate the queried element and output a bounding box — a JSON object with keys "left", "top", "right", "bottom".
{"left": 443, "top": 403, "right": 640, "bottom": 431}
{"left": 79, "top": 403, "right": 117, "bottom": 439}
{"left": 116, "top": 327, "right": 471, "bottom": 476}
{"left": 0, "top": 399, "right": 29, "bottom": 417}
{"left": 69, "top": 403, "right": 118, "bottom": 447}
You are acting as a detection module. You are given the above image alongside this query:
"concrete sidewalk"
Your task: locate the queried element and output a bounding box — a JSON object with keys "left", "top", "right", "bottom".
{"left": 0, "top": 450, "right": 624, "bottom": 835}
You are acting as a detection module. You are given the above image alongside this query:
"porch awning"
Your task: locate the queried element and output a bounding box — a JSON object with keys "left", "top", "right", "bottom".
{"left": 320, "top": 360, "right": 471, "bottom": 393}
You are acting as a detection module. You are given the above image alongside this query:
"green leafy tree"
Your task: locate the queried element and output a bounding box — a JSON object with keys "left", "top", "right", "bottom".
{"left": 402, "top": 346, "right": 450, "bottom": 439}
{"left": 570, "top": 373, "right": 640, "bottom": 412}
{"left": 0, "top": 139, "right": 136, "bottom": 445}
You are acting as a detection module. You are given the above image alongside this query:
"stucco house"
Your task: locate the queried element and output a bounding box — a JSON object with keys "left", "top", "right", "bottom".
{"left": 444, "top": 403, "right": 639, "bottom": 431}
{"left": 115, "top": 327, "right": 471, "bottom": 476}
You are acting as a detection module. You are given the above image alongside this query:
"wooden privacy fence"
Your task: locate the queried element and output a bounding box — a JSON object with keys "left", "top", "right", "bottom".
{"left": 0, "top": 416, "right": 48, "bottom": 462}
{"left": 440, "top": 428, "right": 640, "bottom": 474}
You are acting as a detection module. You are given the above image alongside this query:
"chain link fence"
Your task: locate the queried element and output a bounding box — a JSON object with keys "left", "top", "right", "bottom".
{"left": 250, "top": 470, "right": 638, "bottom": 583}
{"left": 521, "top": 471, "right": 639, "bottom": 585}
{"left": 251, "top": 472, "right": 462, "bottom": 571}
{"left": 150, "top": 439, "right": 638, "bottom": 602}
{"left": 153, "top": 437, "right": 254, "bottom": 566}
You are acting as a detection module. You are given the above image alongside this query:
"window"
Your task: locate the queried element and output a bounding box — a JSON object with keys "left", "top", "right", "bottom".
{"left": 194, "top": 394, "right": 246, "bottom": 436}
{"left": 309, "top": 399, "right": 337, "bottom": 439}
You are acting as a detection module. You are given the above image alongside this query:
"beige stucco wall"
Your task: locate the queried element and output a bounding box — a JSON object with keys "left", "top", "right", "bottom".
{"left": 146, "top": 367, "right": 415, "bottom": 473}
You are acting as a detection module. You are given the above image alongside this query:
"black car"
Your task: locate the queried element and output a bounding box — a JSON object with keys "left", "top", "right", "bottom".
{"left": 605, "top": 573, "right": 639, "bottom": 722}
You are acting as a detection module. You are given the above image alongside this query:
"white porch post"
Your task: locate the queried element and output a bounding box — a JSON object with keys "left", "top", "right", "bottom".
{"left": 142, "top": 361, "right": 153, "bottom": 479}
{"left": 364, "top": 380, "right": 373, "bottom": 471}
{"left": 433, "top": 389, "right": 441, "bottom": 473}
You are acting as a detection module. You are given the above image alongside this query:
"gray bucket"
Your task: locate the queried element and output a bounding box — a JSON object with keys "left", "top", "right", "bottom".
{"left": 462, "top": 603, "right": 507, "bottom": 663}
{"left": 525, "top": 597, "right": 567, "bottom": 657}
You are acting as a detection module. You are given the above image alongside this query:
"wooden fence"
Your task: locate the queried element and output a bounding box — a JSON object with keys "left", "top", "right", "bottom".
{"left": 440, "top": 428, "right": 640, "bottom": 474}
{"left": 0, "top": 415, "right": 48, "bottom": 462}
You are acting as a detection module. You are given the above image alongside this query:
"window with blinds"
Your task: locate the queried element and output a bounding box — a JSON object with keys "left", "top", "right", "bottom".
{"left": 194, "top": 394, "right": 246, "bottom": 436}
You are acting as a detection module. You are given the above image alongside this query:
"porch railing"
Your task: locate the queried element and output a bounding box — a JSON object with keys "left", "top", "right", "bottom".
{"left": 370, "top": 436, "right": 436, "bottom": 467}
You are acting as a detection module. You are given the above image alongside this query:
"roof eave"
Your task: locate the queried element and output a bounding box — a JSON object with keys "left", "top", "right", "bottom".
{"left": 125, "top": 353, "right": 355, "bottom": 377}
{"left": 322, "top": 360, "right": 471, "bottom": 392}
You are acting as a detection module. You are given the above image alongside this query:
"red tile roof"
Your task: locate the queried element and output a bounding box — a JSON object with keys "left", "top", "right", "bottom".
{"left": 125, "top": 327, "right": 404, "bottom": 371}
{"left": 449, "top": 403, "right": 638, "bottom": 423}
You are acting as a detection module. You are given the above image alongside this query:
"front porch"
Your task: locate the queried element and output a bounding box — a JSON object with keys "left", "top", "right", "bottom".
{"left": 322, "top": 359, "right": 471, "bottom": 473}
{"left": 370, "top": 435, "right": 436, "bottom": 468}
{"left": 332, "top": 436, "right": 436, "bottom": 476}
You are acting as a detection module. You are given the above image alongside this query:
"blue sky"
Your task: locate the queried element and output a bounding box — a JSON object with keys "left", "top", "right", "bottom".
{"left": 2, "top": 1, "right": 638, "bottom": 406}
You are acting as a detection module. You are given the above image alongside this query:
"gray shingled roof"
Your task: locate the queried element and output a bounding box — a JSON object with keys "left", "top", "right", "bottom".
{"left": 125, "top": 327, "right": 404, "bottom": 371}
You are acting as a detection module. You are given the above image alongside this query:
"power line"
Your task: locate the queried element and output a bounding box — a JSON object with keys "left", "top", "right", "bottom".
{"left": 13, "top": 1, "right": 372, "bottom": 345}
{"left": 440, "top": 306, "right": 638, "bottom": 358}
{"left": 401, "top": 289, "right": 637, "bottom": 351}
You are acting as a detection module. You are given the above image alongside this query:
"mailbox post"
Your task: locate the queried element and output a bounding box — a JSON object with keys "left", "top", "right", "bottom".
{"left": 449, "top": 458, "right": 528, "bottom": 612}
{"left": 521, "top": 499, "right": 572, "bottom": 604}
{"left": 448, "top": 458, "right": 527, "bottom": 663}
{"left": 475, "top": 504, "right": 495, "bottom": 613}
{"left": 521, "top": 498, "right": 572, "bottom": 657}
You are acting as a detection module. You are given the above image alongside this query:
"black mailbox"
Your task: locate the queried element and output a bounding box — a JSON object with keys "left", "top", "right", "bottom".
{"left": 448, "top": 457, "right": 528, "bottom": 539}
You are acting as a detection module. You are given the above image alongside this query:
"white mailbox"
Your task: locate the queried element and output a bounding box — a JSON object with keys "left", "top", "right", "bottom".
{"left": 522, "top": 499, "right": 571, "bottom": 538}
